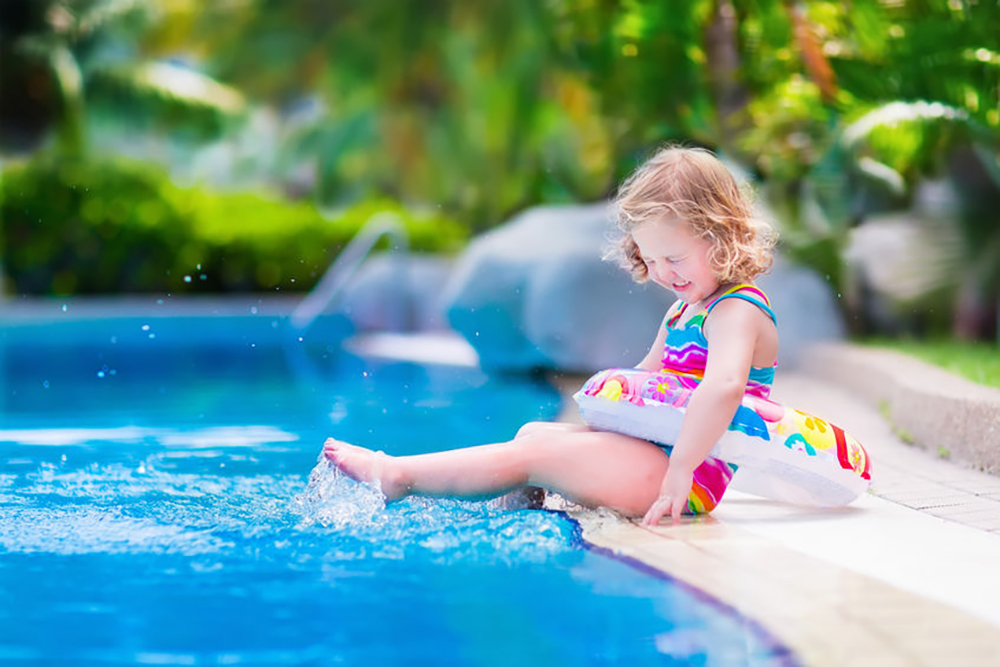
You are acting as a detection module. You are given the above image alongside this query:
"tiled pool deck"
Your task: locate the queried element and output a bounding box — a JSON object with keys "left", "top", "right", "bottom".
{"left": 550, "top": 355, "right": 1000, "bottom": 666}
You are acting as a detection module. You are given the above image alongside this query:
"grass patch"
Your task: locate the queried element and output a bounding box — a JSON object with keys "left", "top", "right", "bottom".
{"left": 865, "top": 338, "right": 1000, "bottom": 389}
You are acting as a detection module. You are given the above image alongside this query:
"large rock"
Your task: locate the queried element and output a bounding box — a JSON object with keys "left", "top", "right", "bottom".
{"left": 442, "top": 202, "right": 845, "bottom": 373}
{"left": 442, "top": 203, "right": 672, "bottom": 372}
{"left": 757, "top": 257, "right": 846, "bottom": 368}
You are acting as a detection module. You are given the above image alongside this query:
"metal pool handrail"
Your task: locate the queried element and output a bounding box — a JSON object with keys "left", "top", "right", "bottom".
{"left": 290, "top": 212, "right": 409, "bottom": 331}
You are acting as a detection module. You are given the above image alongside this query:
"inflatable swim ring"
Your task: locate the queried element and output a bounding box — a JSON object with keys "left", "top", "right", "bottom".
{"left": 574, "top": 368, "right": 873, "bottom": 507}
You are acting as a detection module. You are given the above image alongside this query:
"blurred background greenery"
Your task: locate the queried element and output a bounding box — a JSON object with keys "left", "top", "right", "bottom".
{"left": 1, "top": 0, "right": 998, "bottom": 344}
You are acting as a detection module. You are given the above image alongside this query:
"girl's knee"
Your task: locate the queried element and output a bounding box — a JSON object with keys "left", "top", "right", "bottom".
{"left": 515, "top": 421, "right": 548, "bottom": 439}
{"left": 516, "top": 421, "right": 589, "bottom": 439}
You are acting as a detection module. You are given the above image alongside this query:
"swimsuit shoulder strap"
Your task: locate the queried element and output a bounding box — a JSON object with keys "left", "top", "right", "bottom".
{"left": 665, "top": 301, "right": 690, "bottom": 328}
{"left": 705, "top": 284, "right": 777, "bottom": 325}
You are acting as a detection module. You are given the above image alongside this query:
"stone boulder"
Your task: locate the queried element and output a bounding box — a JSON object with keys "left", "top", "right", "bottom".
{"left": 757, "top": 256, "right": 846, "bottom": 367}
{"left": 441, "top": 203, "right": 672, "bottom": 372}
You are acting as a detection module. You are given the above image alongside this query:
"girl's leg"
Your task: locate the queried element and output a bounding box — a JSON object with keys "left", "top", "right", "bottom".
{"left": 324, "top": 428, "right": 669, "bottom": 517}
{"left": 323, "top": 421, "right": 587, "bottom": 500}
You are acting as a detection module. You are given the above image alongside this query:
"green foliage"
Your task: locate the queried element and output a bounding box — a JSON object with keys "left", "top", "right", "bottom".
{"left": 3, "top": 0, "right": 1000, "bottom": 340}
{"left": 742, "top": 76, "right": 833, "bottom": 184}
{"left": 1, "top": 0, "right": 248, "bottom": 156}
{"left": 199, "top": 0, "right": 616, "bottom": 230}
{"left": 2, "top": 155, "right": 192, "bottom": 294}
{"left": 727, "top": 1, "right": 1000, "bottom": 339}
{"left": 0, "top": 156, "right": 467, "bottom": 295}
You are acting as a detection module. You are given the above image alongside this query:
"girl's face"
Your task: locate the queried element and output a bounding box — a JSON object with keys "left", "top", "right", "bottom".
{"left": 632, "top": 219, "right": 722, "bottom": 306}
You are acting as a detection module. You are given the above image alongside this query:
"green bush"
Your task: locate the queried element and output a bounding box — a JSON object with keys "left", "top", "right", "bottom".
{"left": 1, "top": 155, "right": 468, "bottom": 295}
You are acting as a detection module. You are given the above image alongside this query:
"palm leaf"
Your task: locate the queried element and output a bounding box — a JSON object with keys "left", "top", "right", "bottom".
{"left": 841, "top": 101, "right": 973, "bottom": 149}
{"left": 93, "top": 61, "right": 246, "bottom": 115}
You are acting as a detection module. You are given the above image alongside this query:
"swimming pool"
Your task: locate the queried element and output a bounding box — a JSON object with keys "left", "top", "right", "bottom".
{"left": 0, "top": 301, "right": 794, "bottom": 664}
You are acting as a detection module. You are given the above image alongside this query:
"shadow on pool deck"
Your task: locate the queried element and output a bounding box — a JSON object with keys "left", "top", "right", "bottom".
{"left": 547, "top": 344, "right": 1000, "bottom": 666}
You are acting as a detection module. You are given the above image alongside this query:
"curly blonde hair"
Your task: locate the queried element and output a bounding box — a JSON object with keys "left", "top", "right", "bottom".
{"left": 610, "top": 146, "right": 775, "bottom": 284}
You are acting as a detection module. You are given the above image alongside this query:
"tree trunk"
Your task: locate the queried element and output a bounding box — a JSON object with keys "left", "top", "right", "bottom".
{"left": 952, "top": 274, "right": 997, "bottom": 341}
{"left": 703, "top": 0, "right": 749, "bottom": 153}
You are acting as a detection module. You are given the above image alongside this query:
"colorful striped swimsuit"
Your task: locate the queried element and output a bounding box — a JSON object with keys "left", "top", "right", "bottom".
{"left": 658, "top": 284, "right": 777, "bottom": 514}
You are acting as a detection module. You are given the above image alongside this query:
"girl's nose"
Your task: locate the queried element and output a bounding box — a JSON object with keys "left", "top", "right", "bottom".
{"left": 653, "top": 264, "right": 673, "bottom": 285}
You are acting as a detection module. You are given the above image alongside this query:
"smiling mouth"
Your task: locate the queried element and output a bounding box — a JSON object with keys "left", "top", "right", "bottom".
{"left": 672, "top": 281, "right": 691, "bottom": 290}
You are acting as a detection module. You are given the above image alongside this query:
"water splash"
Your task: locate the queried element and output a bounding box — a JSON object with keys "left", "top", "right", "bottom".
{"left": 292, "top": 455, "right": 574, "bottom": 565}
{"left": 295, "top": 457, "right": 386, "bottom": 530}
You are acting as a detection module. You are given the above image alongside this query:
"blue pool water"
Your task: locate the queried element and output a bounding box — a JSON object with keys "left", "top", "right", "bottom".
{"left": 0, "top": 307, "right": 794, "bottom": 665}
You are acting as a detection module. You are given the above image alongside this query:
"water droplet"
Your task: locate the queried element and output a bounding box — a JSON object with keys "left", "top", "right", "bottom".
{"left": 290, "top": 278, "right": 296, "bottom": 283}
{"left": 97, "top": 371, "right": 105, "bottom": 378}
{"left": 362, "top": 371, "right": 369, "bottom": 378}
{"left": 156, "top": 298, "right": 164, "bottom": 305}
{"left": 251, "top": 306, "right": 258, "bottom": 314}
{"left": 297, "top": 337, "right": 303, "bottom": 342}
{"left": 61, "top": 454, "right": 67, "bottom": 462}
{"left": 43, "top": 380, "right": 50, "bottom": 388}
{"left": 184, "top": 275, "right": 192, "bottom": 283}
{"left": 200, "top": 274, "right": 207, "bottom": 281}
{"left": 137, "top": 463, "right": 146, "bottom": 474}
{"left": 142, "top": 324, "right": 150, "bottom": 331}
{"left": 110, "top": 369, "right": 117, "bottom": 376}
{"left": 197, "top": 264, "right": 202, "bottom": 270}
{"left": 148, "top": 333, "right": 156, "bottom": 339}
{"left": 61, "top": 304, "right": 68, "bottom": 312}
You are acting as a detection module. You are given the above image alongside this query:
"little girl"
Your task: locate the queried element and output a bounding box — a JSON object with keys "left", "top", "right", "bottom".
{"left": 324, "top": 146, "right": 777, "bottom": 526}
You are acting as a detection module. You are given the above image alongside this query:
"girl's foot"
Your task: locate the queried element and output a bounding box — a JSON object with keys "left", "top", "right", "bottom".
{"left": 323, "top": 438, "right": 408, "bottom": 500}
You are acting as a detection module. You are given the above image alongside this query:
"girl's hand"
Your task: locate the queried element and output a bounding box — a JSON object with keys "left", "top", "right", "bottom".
{"left": 641, "top": 467, "right": 693, "bottom": 527}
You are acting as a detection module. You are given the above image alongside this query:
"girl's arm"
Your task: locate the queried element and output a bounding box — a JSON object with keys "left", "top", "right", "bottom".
{"left": 635, "top": 304, "right": 678, "bottom": 371}
{"left": 641, "top": 298, "right": 768, "bottom": 525}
